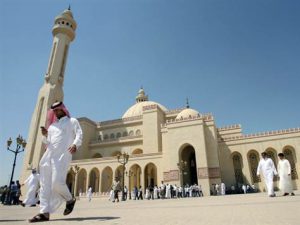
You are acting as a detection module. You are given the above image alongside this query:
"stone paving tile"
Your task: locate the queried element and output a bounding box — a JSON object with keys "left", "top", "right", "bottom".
{"left": 0, "top": 191, "right": 299, "bottom": 225}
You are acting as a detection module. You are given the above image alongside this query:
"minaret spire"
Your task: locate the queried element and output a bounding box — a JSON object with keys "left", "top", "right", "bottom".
{"left": 186, "top": 98, "right": 190, "bottom": 108}
{"left": 68, "top": 4, "right": 71, "bottom": 10}
{"left": 21, "top": 9, "right": 77, "bottom": 186}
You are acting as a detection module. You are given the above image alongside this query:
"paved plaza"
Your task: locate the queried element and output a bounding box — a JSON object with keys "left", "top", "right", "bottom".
{"left": 1, "top": 191, "right": 299, "bottom": 225}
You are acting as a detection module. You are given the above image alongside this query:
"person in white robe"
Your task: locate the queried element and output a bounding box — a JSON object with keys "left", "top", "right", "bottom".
{"left": 165, "top": 184, "right": 171, "bottom": 199}
{"left": 277, "top": 153, "right": 295, "bottom": 196}
{"left": 87, "top": 187, "right": 92, "bottom": 202}
{"left": 215, "top": 184, "right": 220, "bottom": 195}
{"left": 109, "top": 189, "right": 114, "bottom": 201}
{"left": 29, "top": 102, "right": 83, "bottom": 223}
{"left": 145, "top": 187, "right": 150, "bottom": 200}
{"left": 220, "top": 183, "right": 226, "bottom": 195}
{"left": 257, "top": 152, "right": 278, "bottom": 197}
{"left": 21, "top": 169, "right": 40, "bottom": 207}
{"left": 242, "top": 184, "right": 247, "bottom": 194}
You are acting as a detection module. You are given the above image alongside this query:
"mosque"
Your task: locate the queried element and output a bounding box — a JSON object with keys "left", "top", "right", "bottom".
{"left": 20, "top": 8, "right": 300, "bottom": 196}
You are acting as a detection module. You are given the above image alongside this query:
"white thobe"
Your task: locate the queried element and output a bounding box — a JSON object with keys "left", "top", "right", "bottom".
{"left": 153, "top": 187, "right": 158, "bottom": 199}
{"left": 257, "top": 158, "right": 278, "bottom": 196}
{"left": 23, "top": 173, "right": 40, "bottom": 206}
{"left": 165, "top": 185, "right": 171, "bottom": 198}
{"left": 278, "top": 159, "right": 293, "bottom": 194}
{"left": 220, "top": 183, "right": 226, "bottom": 195}
{"left": 39, "top": 116, "right": 83, "bottom": 213}
{"left": 87, "top": 187, "right": 92, "bottom": 201}
{"left": 145, "top": 189, "right": 150, "bottom": 199}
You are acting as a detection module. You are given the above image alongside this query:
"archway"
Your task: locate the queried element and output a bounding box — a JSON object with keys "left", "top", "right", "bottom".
{"left": 101, "top": 167, "right": 113, "bottom": 192}
{"left": 88, "top": 168, "right": 100, "bottom": 193}
{"left": 180, "top": 145, "right": 198, "bottom": 185}
{"left": 232, "top": 152, "right": 244, "bottom": 185}
{"left": 283, "top": 146, "right": 298, "bottom": 180}
{"left": 92, "top": 153, "right": 103, "bottom": 158}
{"left": 66, "top": 171, "right": 75, "bottom": 194}
{"left": 115, "top": 165, "right": 125, "bottom": 189}
{"left": 111, "top": 151, "right": 121, "bottom": 157}
{"left": 132, "top": 149, "right": 143, "bottom": 155}
{"left": 144, "top": 163, "right": 157, "bottom": 188}
{"left": 76, "top": 169, "right": 87, "bottom": 196}
{"left": 247, "top": 150, "right": 260, "bottom": 184}
{"left": 129, "top": 164, "right": 142, "bottom": 191}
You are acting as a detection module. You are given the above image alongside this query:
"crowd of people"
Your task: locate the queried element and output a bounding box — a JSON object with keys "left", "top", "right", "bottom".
{"left": 0, "top": 180, "right": 22, "bottom": 205}
{"left": 108, "top": 178, "right": 204, "bottom": 203}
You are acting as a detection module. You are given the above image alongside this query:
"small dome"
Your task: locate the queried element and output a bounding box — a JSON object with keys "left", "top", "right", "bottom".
{"left": 176, "top": 108, "right": 200, "bottom": 120}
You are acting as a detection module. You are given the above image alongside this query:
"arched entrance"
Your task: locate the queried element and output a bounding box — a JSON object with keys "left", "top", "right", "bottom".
{"left": 89, "top": 168, "right": 100, "bottom": 193}
{"left": 115, "top": 165, "right": 125, "bottom": 188}
{"left": 247, "top": 150, "right": 260, "bottom": 183}
{"left": 144, "top": 163, "right": 157, "bottom": 188}
{"left": 283, "top": 146, "right": 298, "bottom": 180}
{"left": 129, "top": 164, "right": 142, "bottom": 190}
{"left": 101, "top": 167, "right": 113, "bottom": 193}
{"left": 66, "top": 171, "right": 75, "bottom": 194}
{"left": 76, "top": 169, "right": 87, "bottom": 196}
{"left": 180, "top": 145, "right": 198, "bottom": 186}
{"left": 232, "top": 152, "right": 244, "bottom": 185}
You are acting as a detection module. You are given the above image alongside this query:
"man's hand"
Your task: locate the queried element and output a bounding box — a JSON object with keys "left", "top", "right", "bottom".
{"left": 40, "top": 126, "right": 48, "bottom": 137}
{"left": 68, "top": 144, "right": 77, "bottom": 154}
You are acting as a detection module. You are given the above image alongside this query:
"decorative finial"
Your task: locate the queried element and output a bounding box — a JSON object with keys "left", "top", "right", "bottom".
{"left": 186, "top": 98, "right": 190, "bottom": 108}
{"left": 140, "top": 85, "right": 143, "bottom": 90}
{"left": 68, "top": 4, "right": 71, "bottom": 10}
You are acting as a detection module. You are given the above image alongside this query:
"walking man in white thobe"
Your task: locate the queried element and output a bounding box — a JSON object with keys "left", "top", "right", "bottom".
{"left": 277, "top": 153, "right": 295, "bottom": 196}
{"left": 257, "top": 152, "right": 278, "bottom": 197}
{"left": 220, "top": 183, "right": 226, "bottom": 195}
{"left": 29, "top": 102, "right": 83, "bottom": 222}
{"left": 21, "top": 168, "right": 40, "bottom": 207}
{"left": 87, "top": 186, "right": 93, "bottom": 202}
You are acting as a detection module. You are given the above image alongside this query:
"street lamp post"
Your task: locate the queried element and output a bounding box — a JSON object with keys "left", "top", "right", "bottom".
{"left": 5, "top": 135, "right": 27, "bottom": 205}
{"left": 117, "top": 152, "right": 129, "bottom": 201}
{"left": 177, "top": 160, "right": 187, "bottom": 186}
{"left": 70, "top": 165, "right": 80, "bottom": 197}
{"left": 126, "top": 170, "right": 133, "bottom": 200}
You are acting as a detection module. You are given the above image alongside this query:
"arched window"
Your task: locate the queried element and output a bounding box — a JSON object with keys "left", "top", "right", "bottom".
{"left": 93, "top": 153, "right": 103, "bottom": 158}
{"left": 132, "top": 149, "right": 143, "bottom": 155}
{"left": 248, "top": 150, "right": 260, "bottom": 183}
{"left": 129, "top": 131, "right": 134, "bottom": 136}
{"left": 104, "top": 134, "right": 109, "bottom": 140}
{"left": 122, "top": 131, "right": 128, "bottom": 137}
{"left": 111, "top": 151, "right": 121, "bottom": 157}
{"left": 232, "top": 153, "right": 244, "bottom": 185}
{"left": 136, "top": 129, "right": 141, "bottom": 136}
{"left": 116, "top": 132, "right": 122, "bottom": 138}
{"left": 110, "top": 133, "right": 115, "bottom": 139}
{"left": 283, "top": 147, "right": 298, "bottom": 180}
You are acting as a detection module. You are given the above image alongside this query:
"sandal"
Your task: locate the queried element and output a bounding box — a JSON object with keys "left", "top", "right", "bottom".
{"left": 28, "top": 213, "right": 49, "bottom": 223}
{"left": 63, "top": 198, "right": 76, "bottom": 216}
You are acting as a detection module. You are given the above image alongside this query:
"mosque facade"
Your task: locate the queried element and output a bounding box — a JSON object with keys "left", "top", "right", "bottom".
{"left": 20, "top": 9, "right": 300, "bottom": 197}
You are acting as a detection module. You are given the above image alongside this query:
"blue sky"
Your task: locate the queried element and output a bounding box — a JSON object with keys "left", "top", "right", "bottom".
{"left": 0, "top": 0, "right": 299, "bottom": 186}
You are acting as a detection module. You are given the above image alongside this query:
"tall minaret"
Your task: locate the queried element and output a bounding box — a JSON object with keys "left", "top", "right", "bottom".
{"left": 20, "top": 8, "right": 77, "bottom": 181}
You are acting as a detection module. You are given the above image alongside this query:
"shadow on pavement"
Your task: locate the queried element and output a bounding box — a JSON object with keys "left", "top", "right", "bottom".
{"left": 51, "top": 216, "right": 120, "bottom": 222}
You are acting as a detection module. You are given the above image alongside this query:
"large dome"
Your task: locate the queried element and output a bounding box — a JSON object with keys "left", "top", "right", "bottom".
{"left": 176, "top": 108, "right": 200, "bottom": 120}
{"left": 122, "top": 88, "right": 168, "bottom": 118}
{"left": 122, "top": 101, "right": 168, "bottom": 118}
